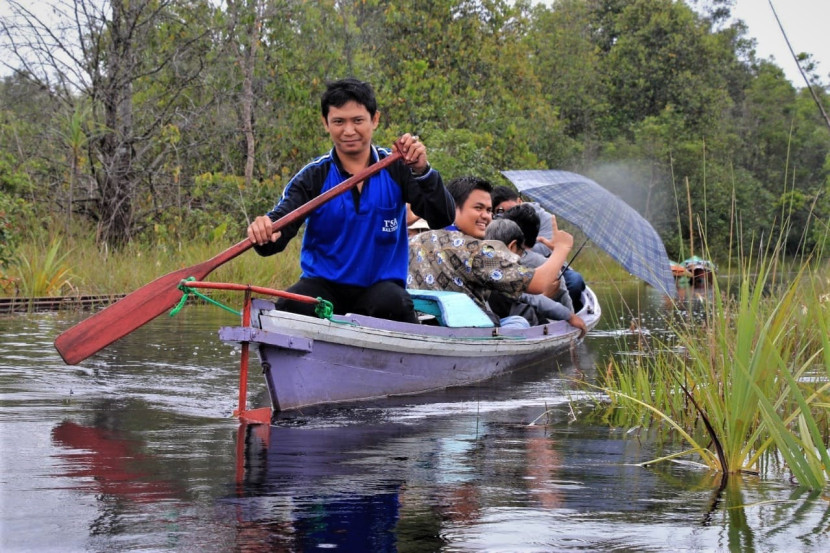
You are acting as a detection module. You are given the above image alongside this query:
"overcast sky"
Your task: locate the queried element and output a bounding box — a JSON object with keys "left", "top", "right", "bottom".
{"left": 731, "top": 0, "right": 829, "bottom": 85}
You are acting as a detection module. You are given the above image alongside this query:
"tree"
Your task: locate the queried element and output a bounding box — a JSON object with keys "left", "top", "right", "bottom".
{"left": 600, "top": 0, "right": 734, "bottom": 138}
{"left": 528, "top": 0, "right": 609, "bottom": 143}
{"left": 1, "top": 0, "right": 210, "bottom": 245}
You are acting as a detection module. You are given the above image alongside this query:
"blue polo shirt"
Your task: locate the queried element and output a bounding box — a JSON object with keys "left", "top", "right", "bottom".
{"left": 255, "top": 145, "right": 454, "bottom": 288}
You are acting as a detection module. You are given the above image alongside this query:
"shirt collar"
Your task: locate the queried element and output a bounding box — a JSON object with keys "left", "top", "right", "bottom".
{"left": 330, "top": 145, "right": 380, "bottom": 177}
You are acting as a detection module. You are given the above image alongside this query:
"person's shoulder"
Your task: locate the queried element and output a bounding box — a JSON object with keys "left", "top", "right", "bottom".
{"left": 411, "top": 229, "right": 475, "bottom": 248}
{"left": 480, "top": 239, "right": 520, "bottom": 260}
{"left": 528, "top": 201, "right": 552, "bottom": 217}
{"left": 376, "top": 144, "right": 393, "bottom": 158}
{"left": 305, "top": 151, "right": 334, "bottom": 170}
{"left": 290, "top": 151, "right": 333, "bottom": 180}
{"left": 411, "top": 228, "right": 454, "bottom": 242}
{"left": 521, "top": 249, "right": 547, "bottom": 267}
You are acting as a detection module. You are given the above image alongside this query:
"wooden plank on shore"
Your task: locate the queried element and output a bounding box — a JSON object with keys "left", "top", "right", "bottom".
{"left": 0, "top": 295, "right": 127, "bottom": 314}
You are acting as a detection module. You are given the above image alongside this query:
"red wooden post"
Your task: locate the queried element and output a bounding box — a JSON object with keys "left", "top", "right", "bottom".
{"left": 237, "top": 289, "right": 252, "bottom": 415}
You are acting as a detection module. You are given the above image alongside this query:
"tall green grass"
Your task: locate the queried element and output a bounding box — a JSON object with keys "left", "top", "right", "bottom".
{"left": 4, "top": 233, "right": 302, "bottom": 308}
{"left": 591, "top": 249, "right": 830, "bottom": 489}
{"left": 6, "top": 229, "right": 629, "bottom": 300}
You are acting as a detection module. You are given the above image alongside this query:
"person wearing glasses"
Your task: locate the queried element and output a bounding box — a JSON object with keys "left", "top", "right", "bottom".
{"left": 487, "top": 210, "right": 586, "bottom": 337}
{"left": 491, "top": 186, "right": 554, "bottom": 257}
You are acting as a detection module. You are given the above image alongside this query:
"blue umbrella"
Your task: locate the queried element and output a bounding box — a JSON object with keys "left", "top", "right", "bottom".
{"left": 502, "top": 169, "right": 676, "bottom": 297}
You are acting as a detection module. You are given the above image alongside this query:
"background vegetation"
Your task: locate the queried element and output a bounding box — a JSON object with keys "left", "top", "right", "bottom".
{"left": 1, "top": 0, "right": 828, "bottom": 296}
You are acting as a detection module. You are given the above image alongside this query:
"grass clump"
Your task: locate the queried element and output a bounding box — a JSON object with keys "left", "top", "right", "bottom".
{"left": 591, "top": 249, "right": 830, "bottom": 489}
{"left": 4, "top": 233, "right": 301, "bottom": 296}
{"left": 11, "top": 238, "right": 74, "bottom": 297}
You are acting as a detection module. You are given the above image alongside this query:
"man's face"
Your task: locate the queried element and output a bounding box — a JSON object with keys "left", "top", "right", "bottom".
{"left": 455, "top": 189, "right": 493, "bottom": 238}
{"left": 323, "top": 101, "right": 380, "bottom": 157}
{"left": 494, "top": 198, "right": 520, "bottom": 216}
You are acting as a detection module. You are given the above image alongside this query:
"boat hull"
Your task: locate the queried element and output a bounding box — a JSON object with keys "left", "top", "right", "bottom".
{"left": 219, "top": 288, "right": 601, "bottom": 412}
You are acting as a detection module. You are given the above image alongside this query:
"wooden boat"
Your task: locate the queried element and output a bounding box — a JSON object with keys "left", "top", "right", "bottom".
{"left": 682, "top": 256, "right": 716, "bottom": 286}
{"left": 219, "top": 287, "right": 601, "bottom": 414}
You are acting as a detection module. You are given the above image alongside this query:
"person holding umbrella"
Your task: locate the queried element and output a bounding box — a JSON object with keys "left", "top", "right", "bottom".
{"left": 247, "top": 78, "right": 455, "bottom": 323}
{"left": 491, "top": 185, "right": 587, "bottom": 311}
{"left": 483, "top": 217, "right": 586, "bottom": 336}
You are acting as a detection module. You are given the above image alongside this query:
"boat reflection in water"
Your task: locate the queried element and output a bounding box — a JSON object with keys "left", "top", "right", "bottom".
{"left": 227, "top": 396, "right": 675, "bottom": 552}
{"left": 230, "top": 418, "right": 416, "bottom": 551}
{"left": 52, "top": 420, "right": 182, "bottom": 504}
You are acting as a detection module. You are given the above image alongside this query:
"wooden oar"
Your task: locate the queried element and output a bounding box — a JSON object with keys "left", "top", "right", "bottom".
{"left": 55, "top": 146, "right": 404, "bottom": 365}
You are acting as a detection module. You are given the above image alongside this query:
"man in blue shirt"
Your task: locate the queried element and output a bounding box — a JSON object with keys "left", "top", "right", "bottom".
{"left": 247, "top": 78, "right": 455, "bottom": 322}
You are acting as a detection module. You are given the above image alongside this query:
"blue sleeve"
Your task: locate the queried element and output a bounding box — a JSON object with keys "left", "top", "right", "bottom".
{"left": 385, "top": 152, "right": 455, "bottom": 229}
{"left": 253, "top": 162, "right": 325, "bottom": 256}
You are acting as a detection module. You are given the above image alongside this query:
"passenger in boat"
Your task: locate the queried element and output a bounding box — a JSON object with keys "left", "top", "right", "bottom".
{"left": 498, "top": 204, "right": 572, "bottom": 309}
{"left": 408, "top": 218, "right": 430, "bottom": 238}
{"left": 406, "top": 203, "right": 431, "bottom": 238}
{"left": 408, "top": 176, "right": 578, "bottom": 332}
{"left": 491, "top": 185, "right": 553, "bottom": 257}
{"left": 491, "top": 185, "right": 587, "bottom": 311}
{"left": 485, "top": 217, "right": 587, "bottom": 335}
{"left": 484, "top": 218, "right": 588, "bottom": 332}
{"left": 246, "top": 78, "right": 455, "bottom": 323}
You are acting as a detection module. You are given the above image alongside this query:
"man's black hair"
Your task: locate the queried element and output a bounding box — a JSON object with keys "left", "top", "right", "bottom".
{"left": 446, "top": 176, "right": 493, "bottom": 210}
{"left": 491, "top": 185, "right": 520, "bottom": 211}
{"left": 321, "top": 78, "right": 378, "bottom": 119}
{"left": 503, "top": 203, "right": 540, "bottom": 247}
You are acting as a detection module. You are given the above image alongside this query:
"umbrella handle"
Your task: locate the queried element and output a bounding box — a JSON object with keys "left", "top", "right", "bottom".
{"left": 559, "top": 238, "right": 588, "bottom": 277}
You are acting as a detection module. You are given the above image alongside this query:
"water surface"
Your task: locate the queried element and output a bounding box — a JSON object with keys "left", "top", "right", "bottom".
{"left": 2, "top": 283, "right": 828, "bottom": 551}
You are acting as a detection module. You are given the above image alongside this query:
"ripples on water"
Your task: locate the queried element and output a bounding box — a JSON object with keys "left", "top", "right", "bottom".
{"left": 2, "top": 284, "right": 829, "bottom": 551}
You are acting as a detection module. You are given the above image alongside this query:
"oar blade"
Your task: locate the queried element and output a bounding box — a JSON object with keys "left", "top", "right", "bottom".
{"left": 54, "top": 266, "right": 203, "bottom": 365}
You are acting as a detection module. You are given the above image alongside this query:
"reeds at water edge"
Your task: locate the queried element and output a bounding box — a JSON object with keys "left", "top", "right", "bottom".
{"left": 588, "top": 233, "right": 830, "bottom": 490}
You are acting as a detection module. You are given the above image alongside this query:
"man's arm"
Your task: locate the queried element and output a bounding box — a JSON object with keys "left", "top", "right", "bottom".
{"left": 530, "top": 202, "right": 553, "bottom": 256}
{"left": 526, "top": 219, "right": 573, "bottom": 297}
{"left": 387, "top": 135, "right": 455, "bottom": 229}
{"left": 520, "top": 292, "right": 572, "bottom": 321}
{"left": 247, "top": 163, "right": 322, "bottom": 255}
{"left": 407, "top": 171, "right": 455, "bottom": 230}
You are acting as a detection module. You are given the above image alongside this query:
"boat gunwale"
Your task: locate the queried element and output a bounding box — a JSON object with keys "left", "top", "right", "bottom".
{"left": 247, "top": 287, "right": 601, "bottom": 351}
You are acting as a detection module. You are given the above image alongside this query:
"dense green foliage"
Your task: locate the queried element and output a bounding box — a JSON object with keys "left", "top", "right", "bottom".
{"left": 1, "top": 0, "right": 828, "bottom": 286}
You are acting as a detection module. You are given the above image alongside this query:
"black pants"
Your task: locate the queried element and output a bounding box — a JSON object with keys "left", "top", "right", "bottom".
{"left": 487, "top": 292, "right": 540, "bottom": 327}
{"left": 275, "top": 277, "right": 418, "bottom": 324}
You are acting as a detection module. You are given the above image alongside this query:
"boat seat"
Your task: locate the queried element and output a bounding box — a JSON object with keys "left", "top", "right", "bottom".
{"left": 406, "top": 289, "right": 495, "bottom": 328}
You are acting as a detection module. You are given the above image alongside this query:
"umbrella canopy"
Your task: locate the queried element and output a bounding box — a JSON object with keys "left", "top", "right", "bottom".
{"left": 502, "top": 169, "right": 676, "bottom": 297}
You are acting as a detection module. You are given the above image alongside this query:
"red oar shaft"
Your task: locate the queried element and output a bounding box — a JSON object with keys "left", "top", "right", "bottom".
{"left": 181, "top": 281, "right": 320, "bottom": 304}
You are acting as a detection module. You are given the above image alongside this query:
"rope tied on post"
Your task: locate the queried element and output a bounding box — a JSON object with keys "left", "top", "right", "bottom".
{"left": 314, "top": 298, "right": 334, "bottom": 320}
{"left": 171, "top": 277, "right": 242, "bottom": 317}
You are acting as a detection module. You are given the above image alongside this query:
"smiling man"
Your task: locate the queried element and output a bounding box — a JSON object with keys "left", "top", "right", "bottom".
{"left": 407, "top": 176, "right": 574, "bottom": 327}
{"left": 247, "top": 78, "right": 455, "bottom": 323}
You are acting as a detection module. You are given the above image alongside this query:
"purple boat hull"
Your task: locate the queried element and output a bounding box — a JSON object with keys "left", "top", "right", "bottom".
{"left": 219, "top": 287, "right": 601, "bottom": 412}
